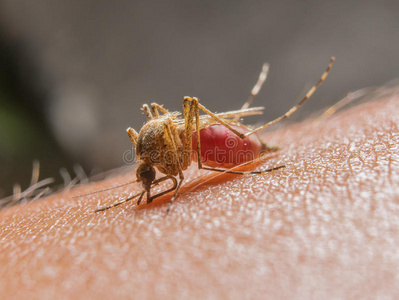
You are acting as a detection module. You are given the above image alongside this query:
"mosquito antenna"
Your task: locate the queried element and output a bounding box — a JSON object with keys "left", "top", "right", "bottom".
{"left": 73, "top": 179, "right": 138, "bottom": 198}
{"left": 95, "top": 191, "right": 145, "bottom": 212}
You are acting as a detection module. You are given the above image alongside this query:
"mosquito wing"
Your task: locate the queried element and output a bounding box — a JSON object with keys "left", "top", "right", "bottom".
{"left": 213, "top": 106, "right": 264, "bottom": 120}
{"left": 174, "top": 106, "right": 264, "bottom": 128}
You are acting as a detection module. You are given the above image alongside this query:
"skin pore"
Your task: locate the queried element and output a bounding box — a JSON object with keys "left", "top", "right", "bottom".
{"left": 0, "top": 89, "right": 398, "bottom": 299}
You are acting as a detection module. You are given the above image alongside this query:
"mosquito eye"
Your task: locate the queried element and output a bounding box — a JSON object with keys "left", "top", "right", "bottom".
{"left": 136, "top": 163, "right": 156, "bottom": 190}
{"left": 139, "top": 169, "right": 156, "bottom": 182}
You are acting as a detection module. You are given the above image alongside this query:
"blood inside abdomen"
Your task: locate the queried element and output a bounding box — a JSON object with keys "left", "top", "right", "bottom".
{"left": 191, "top": 124, "right": 263, "bottom": 168}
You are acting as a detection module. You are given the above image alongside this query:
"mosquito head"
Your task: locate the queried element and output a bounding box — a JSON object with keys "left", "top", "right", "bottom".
{"left": 136, "top": 162, "right": 156, "bottom": 192}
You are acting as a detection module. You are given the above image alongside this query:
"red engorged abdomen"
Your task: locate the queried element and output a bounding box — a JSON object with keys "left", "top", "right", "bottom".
{"left": 191, "top": 124, "right": 263, "bottom": 168}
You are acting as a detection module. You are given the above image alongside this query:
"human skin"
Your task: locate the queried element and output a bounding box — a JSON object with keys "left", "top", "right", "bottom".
{"left": 0, "top": 90, "right": 398, "bottom": 299}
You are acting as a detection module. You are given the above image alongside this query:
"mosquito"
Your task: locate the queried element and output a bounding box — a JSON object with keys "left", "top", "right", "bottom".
{"left": 94, "top": 57, "right": 335, "bottom": 212}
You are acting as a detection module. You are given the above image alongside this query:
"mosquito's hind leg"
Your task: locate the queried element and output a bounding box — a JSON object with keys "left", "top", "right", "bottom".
{"left": 239, "top": 62, "right": 269, "bottom": 113}
{"left": 243, "top": 57, "right": 335, "bottom": 137}
{"left": 200, "top": 164, "right": 285, "bottom": 175}
{"left": 183, "top": 97, "right": 284, "bottom": 176}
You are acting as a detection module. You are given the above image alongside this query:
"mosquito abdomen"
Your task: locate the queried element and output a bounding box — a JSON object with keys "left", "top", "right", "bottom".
{"left": 192, "top": 124, "right": 263, "bottom": 168}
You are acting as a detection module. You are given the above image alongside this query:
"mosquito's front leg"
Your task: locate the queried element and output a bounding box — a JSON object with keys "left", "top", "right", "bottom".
{"left": 126, "top": 127, "right": 139, "bottom": 146}
{"left": 150, "top": 102, "right": 169, "bottom": 118}
{"left": 94, "top": 191, "right": 145, "bottom": 212}
{"left": 142, "top": 104, "right": 154, "bottom": 120}
{"left": 163, "top": 121, "right": 185, "bottom": 212}
{"left": 94, "top": 175, "right": 178, "bottom": 212}
{"left": 144, "top": 175, "right": 178, "bottom": 204}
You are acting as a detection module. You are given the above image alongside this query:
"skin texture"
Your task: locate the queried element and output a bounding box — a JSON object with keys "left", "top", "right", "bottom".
{"left": 0, "top": 89, "right": 399, "bottom": 299}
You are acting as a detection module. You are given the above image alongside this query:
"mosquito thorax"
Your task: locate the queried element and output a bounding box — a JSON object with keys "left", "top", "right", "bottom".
{"left": 136, "top": 118, "right": 170, "bottom": 163}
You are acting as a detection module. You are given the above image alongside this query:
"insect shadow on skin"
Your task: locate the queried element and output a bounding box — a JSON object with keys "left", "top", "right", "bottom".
{"left": 76, "top": 57, "right": 335, "bottom": 213}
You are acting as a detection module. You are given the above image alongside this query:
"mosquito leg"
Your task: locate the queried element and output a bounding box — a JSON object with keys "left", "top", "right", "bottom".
{"left": 94, "top": 191, "right": 145, "bottom": 212}
{"left": 186, "top": 98, "right": 203, "bottom": 169}
{"left": 163, "top": 121, "right": 184, "bottom": 179}
{"left": 190, "top": 95, "right": 285, "bottom": 175}
{"left": 150, "top": 102, "right": 169, "bottom": 117}
{"left": 150, "top": 104, "right": 160, "bottom": 118}
{"left": 201, "top": 164, "right": 285, "bottom": 175}
{"left": 126, "top": 127, "right": 139, "bottom": 146}
{"left": 147, "top": 176, "right": 178, "bottom": 202}
{"left": 194, "top": 98, "right": 202, "bottom": 169}
{"left": 182, "top": 97, "right": 286, "bottom": 176}
{"left": 182, "top": 97, "right": 203, "bottom": 169}
{"left": 166, "top": 179, "right": 184, "bottom": 213}
{"left": 239, "top": 63, "right": 269, "bottom": 112}
{"left": 142, "top": 104, "right": 154, "bottom": 120}
{"left": 184, "top": 96, "right": 247, "bottom": 139}
{"left": 136, "top": 192, "right": 145, "bottom": 205}
{"left": 95, "top": 176, "right": 177, "bottom": 211}
{"left": 243, "top": 57, "right": 335, "bottom": 137}
{"left": 182, "top": 97, "right": 196, "bottom": 169}
{"left": 187, "top": 98, "right": 281, "bottom": 175}
{"left": 143, "top": 176, "right": 178, "bottom": 204}
{"left": 163, "top": 121, "right": 185, "bottom": 211}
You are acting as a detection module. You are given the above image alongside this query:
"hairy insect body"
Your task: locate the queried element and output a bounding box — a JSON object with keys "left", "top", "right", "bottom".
{"left": 138, "top": 117, "right": 277, "bottom": 172}
{"left": 93, "top": 57, "right": 334, "bottom": 212}
{"left": 136, "top": 114, "right": 186, "bottom": 177}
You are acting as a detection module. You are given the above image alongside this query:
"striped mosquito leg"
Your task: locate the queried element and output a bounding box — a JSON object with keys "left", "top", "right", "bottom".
{"left": 95, "top": 191, "right": 145, "bottom": 212}
{"left": 244, "top": 57, "right": 335, "bottom": 137}
{"left": 126, "top": 127, "right": 139, "bottom": 146}
{"left": 150, "top": 102, "right": 169, "bottom": 118}
{"left": 200, "top": 164, "right": 285, "bottom": 175}
{"left": 240, "top": 62, "right": 269, "bottom": 111}
{"left": 141, "top": 104, "right": 154, "bottom": 120}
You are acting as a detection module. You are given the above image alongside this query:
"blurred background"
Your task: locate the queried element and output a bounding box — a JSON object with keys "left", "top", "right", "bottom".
{"left": 0, "top": 0, "right": 398, "bottom": 198}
